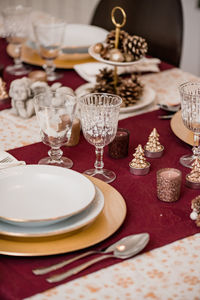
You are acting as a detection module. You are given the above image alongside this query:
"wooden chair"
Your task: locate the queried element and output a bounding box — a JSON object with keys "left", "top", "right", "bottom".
{"left": 91, "top": 0, "right": 183, "bottom": 67}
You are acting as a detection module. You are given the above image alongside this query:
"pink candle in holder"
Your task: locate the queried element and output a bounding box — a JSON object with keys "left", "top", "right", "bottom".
{"left": 157, "top": 168, "right": 182, "bottom": 202}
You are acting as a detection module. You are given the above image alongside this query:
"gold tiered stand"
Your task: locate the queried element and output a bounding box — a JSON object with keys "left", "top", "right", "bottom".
{"left": 111, "top": 6, "right": 127, "bottom": 90}
{"left": 88, "top": 6, "right": 145, "bottom": 93}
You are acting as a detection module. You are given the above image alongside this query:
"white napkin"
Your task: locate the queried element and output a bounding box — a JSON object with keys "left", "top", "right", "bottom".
{"left": 0, "top": 151, "right": 26, "bottom": 170}
{"left": 74, "top": 58, "right": 161, "bottom": 83}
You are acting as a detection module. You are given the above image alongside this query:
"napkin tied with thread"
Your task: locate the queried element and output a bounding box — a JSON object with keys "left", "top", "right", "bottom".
{"left": 74, "top": 58, "right": 161, "bottom": 83}
{"left": 0, "top": 151, "right": 26, "bottom": 170}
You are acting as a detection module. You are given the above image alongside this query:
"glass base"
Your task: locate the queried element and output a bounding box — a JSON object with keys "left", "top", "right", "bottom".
{"left": 46, "top": 71, "right": 63, "bottom": 82}
{"left": 5, "top": 64, "right": 31, "bottom": 76}
{"left": 38, "top": 156, "right": 73, "bottom": 168}
{"left": 179, "top": 154, "right": 195, "bottom": 168}
{"left": 83, "top": 168, "right": 116, "bottom": 183}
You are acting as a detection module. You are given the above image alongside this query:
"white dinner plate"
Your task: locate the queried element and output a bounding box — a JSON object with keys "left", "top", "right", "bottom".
{"left": 75, "top": 83, "right": 156, "bottom": 113}
{"left": 0, "top": 165, "right": 96, "bottom": 227}
{"left": 88, "top": 44, "right": 146, "bottom": 67}
{"left": 0, "top": 186, "right": 104, "bottom": 237}
{"left": 62, "top": 24, "right": 108, "bottom": 54}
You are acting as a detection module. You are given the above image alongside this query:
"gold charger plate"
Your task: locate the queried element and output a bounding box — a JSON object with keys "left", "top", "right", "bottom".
{"left": 170, "top": 110, "right": 193, "bottom": 146}
{"left": 20, "top": 44, "right": 96, "bottom": 69}
{"left": 0, "top": 176, "right": 127, "bottom": 256}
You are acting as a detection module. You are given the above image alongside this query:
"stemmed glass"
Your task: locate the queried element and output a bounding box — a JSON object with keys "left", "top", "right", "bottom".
{"left": 79, "top": 93, "right": 122, "bottom": 183}
{"left": 179, "top": 81, "right": 200, "bottom": 168}
{"left": 33, "top": 18, "right": 65, "bottom": 81}
{"left": 2, "top": 5, "right": 32, "bottom": 75}
{"left": 34, "top": 91, "right": 76, "bottom": 168}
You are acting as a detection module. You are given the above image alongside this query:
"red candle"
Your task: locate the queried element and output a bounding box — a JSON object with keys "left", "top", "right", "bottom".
{"left": 108, "top": 128, "right": 129, "bottom": 159}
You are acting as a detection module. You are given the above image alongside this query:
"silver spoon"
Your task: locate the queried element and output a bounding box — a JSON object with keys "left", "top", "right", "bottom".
{"left": 47, "top": 233, "right": 150, "bottom": 283}
{"left": 33, "top": 233, "right": 147, "bottom": 275}
{"left": 158, "top": 115, "right": 174, "bottom": 120}
{"left": 157, "top": 103, "right": 180, "bottom": 112}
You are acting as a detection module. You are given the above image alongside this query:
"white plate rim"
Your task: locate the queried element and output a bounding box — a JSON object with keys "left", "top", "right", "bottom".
{"left": 0, "top": 186, "right": 104, "bottom": 237}
{"left": 63, "top": 24, "right": 108, "bottom": 49}
{"left": 88, "top": 44, "right": 146, "bottom": 67}
{"left": 0, "top": 165, "right": 96, "bottom": 226}
{"left": 75, "top": 83, "right": 156, "bottom": 113}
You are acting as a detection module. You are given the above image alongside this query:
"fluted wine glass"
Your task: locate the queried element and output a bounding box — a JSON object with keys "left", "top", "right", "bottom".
{"left": 179, "top": 81, "right": 200, "bottom": 168}
{"left": 2, "top": 5, "right": 32, "bottom": 75}
{"left": 34, "top": 91, "right": 76, "bottom": 168}
{"left": 33, "top": 18, "right": 65, "bottom": 81}
{"left": 79, "top": 93, "right": 122, "bottom": 183}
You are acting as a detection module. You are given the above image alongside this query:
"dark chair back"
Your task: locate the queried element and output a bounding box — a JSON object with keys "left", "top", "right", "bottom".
{"left": 91, "top": 0, "right": 183, "bottom": 67}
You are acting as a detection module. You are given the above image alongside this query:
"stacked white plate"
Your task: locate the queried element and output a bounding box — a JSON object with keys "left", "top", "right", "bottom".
{"left": 62, "top": 24, "right": 108, "bottom": 54}
{"left": 0, "top": 165, "right": 104, "bottom": 237}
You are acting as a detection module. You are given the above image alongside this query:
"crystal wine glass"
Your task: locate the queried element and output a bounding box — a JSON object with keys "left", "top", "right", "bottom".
{"left": 34, "top": 91, "right": 76, "bottom": 168}
{"left": 179, "top": 81, "right": 200, "bottom": 168}
{"left": 2, "top": 5, "right": 32, "bottom": 76}
{"left": 33, "top": 18, "right": 65, "bottom": 81}
{"left": 79, "top": 93, "right": 122, "bottom": 183}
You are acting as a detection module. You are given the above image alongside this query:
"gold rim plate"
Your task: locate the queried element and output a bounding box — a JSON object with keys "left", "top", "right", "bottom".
{"left": 20, "top": 44, "right": 96, "bottom": 69}
{"left": 170, "top": 110, "right": 193, "bottom": 146}
{"left": 0, "top": 176, "right": 127, "bottom": 256}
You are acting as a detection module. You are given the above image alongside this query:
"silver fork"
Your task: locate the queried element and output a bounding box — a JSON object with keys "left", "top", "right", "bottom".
{"left": 33, "top": 236, "right": 135, "bottom": 275}
{"left": 0, "top": 156, "right": 14, "bottom": 163}
{"left": 33, "top": 250, "right": 99, "bottom": 275}
{"left": 0, "top": 156, "right": 25, "bottom": 168}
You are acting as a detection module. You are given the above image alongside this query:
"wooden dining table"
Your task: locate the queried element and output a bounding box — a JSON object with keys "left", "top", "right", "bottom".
{"left": 0, "top": 37, "right": 200, "bottom": 300}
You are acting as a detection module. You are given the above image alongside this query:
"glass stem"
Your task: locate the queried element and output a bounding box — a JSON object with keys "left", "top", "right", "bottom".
{"left": 48, "top": 147, "right": 63, "bottom": 162}
{"left": 94, "top": 146, "right": 104, "bottom": 173}
{"left": 43, "top": 59, "right": 55, "bottom": 77}
{"left": 193, "top": 133, "right": 200, "bottom": 158}
{"left": 13, "top": 45, "right": 23, "bottom": 67}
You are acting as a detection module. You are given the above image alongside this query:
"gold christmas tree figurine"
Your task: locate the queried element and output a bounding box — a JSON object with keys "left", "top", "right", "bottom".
{"left": 129, "top": 144, "right": 150, "bottom": 175}
{"left": 186, "top": 157, "right": 200, "bottom": 189}
{"left": 0, "top": 78, "right": 8, "bottom": 100}
{"left": 144, "top": 128, "right": 164, "bottom": 158}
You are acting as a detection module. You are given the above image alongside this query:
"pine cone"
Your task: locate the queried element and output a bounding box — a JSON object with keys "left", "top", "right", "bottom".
{"left": 89, "top": 68, "right": 115, "bottom": 94}
{"left": 117, "top": 75, "right": 143, "bottom": 107}
{"left": 90, "top": 83, "right": 115, "bottom": 94}
{"left": 106, "top": 30, "right": 129, "bottom": 51}
{"left": 96, "top": 68, "right": 114, "bottom": 85}
{"left": 123, "top": 35, "right": 148, "bottom": 61}
{"left": 90, "top": 69, "right": 143, "bottom": 107}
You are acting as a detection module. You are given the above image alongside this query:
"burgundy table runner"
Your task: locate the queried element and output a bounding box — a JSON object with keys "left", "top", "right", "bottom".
{"left": 0, "top": 109, "right": 199, "bottom": 300}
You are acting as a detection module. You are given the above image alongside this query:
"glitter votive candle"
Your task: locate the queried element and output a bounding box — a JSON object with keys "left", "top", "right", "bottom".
{"left": 108, "top": 128, "right": 129, "bottom": 159}
{"left": 157, "top": 168, "right": 182, "bottom": 202}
